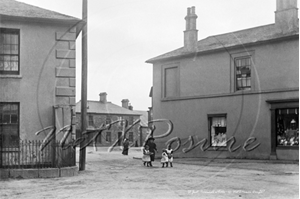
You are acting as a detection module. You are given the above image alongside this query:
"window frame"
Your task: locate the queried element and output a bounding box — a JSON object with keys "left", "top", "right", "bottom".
{"left": 267, "top": 99, "right": 299, "bottom": 154}
{"left": 162, "top": 63, "right": 180, "bottom": 99}
{"left": 0, "top": 102, "right": 20, "bottom": 148}
{"left": 0, "top": 28, "right": 20, "bottom": 75}
{"left": 88, "top": 115, "right": 94, "bottom": 126}
{"left": 234, "top": 56, "right": 251, "bottom": 91}
{"left": 105, "top": 115, "right": 111, "bottom": 125}
{"left": 230, "top": 51, "right": 255, "bottom": 92}
{"left": 106, "top": 132, "right": 111, "bottom": 142}
{"left": 128, "top": 116, "right": 133, "bottom": 125}
{"left": 207, "top": 113, "right": 227, "bottom": 148}
{"left": 128, "top": 132, "right": 133, "bottom": 142}
{"left": 275, "top": 108, "right": 298, "bottom": 147}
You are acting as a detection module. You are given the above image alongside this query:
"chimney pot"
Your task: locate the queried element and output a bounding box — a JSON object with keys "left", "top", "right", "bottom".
{"left": 128, "top": 103, "right": 133, "bottom": 110}
{"left": 184, "top": 6, "right": 198, "bottom": 51}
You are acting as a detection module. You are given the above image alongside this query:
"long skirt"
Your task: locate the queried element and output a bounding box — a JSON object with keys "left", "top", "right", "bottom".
{"left": 122, "top": 148, "right": 128, "bottom": 155}
{"left": 150, "top": 153, "right": 155, "bottom": 161}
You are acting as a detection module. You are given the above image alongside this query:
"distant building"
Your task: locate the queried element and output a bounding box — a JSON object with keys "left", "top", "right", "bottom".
{"left": 76, "top": 92, "right": 148, "bottom": 147}
{"left": 0, "top": 0, "right": 83, "bottom": 167}
{"left": 146, "top": 1, "right": 298, "bottom": 160}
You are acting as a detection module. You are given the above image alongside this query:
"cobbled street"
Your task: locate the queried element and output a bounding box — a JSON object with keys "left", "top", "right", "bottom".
{"left": 0, "top": 147, "right": 298, "bottom": 199}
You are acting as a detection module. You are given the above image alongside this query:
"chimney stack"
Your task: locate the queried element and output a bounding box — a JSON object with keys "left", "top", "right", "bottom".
{"left": 121, "top": 99, "right": 129, "bottom": 109}
{"left": 99, "top": 92, "right": 107, "bottom": 103}
{"left": 275, "top": 0, "right": 298, "bottom": 33}
{"left": 184, "top": 6, "right": 198, "bottom": 51}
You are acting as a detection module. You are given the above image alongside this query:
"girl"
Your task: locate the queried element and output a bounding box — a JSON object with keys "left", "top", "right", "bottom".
{"left": 142, "top": 145, "right": 152, "bottom": 167}
{"left": 166, "top": 145, "right": 173, "bottom": 167}
{"left": 161, "top": 149, "right": 169, "bottom": 168}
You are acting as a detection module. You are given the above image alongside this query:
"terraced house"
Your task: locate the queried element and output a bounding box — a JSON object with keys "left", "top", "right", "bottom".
{"left": 76, "top": 92, "right": 148, "bottom": 147}
{"left": 147, "top": 0, "right": 299, "bottom": 160}
{"left": 0, "top": 0, "right": 83, "bottom": 168}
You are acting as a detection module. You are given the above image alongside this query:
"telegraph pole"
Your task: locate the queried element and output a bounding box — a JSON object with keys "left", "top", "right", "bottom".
{"left": 79, "top": 0, "right": 88, "bottom": 171}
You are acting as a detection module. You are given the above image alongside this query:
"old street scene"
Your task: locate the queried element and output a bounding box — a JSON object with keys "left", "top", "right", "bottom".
{"left": 0, "top": 0, "right": 299, "bottom": 199}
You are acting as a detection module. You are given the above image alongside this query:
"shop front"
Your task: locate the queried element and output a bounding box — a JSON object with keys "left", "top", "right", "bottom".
{"left": 267, "top": 99, "right": 299, "bottom": 160}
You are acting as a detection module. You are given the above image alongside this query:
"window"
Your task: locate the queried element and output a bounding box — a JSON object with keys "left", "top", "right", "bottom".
{"left": 276, "top": 108, "right": 298, "bottom": 146}
{"left": 88, "top": 115, "right": 94, "bottom": 126}
{"left": 0, "top": 28, "right": 20, "bottom": 75}
{"left": 235, "top": 56, "right": 251, "bottom": 91}
{"left": 128, "top": 116, "right": 133, "bottom": 125}
{"left": 129, "top": 132, "right": 133, "bottom": 142}
{"left": 118, "top": 116, "right": 124, "bottom": 126}
{"left": 208, "top": 115, "right": 227, "bottom": 147}
{"left": 106, "top": 132, "right": 111, "bottom": 142}
{"left": 163, "top": 66, "right": 179, "bottom": 98}
{"left": 0, "top": 103, "right": 19, "bottom": 147}
{"left": 105, "top": 115, "right": 111, "bottom": 124}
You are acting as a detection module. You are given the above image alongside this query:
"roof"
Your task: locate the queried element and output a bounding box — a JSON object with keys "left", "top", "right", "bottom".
{"left": 146, "top": 23, "right": 299, "bottom": 63}
{"left": 76, "top": 100, "right": 142, "bottom": 116}
{"left": 0, "top": 0, "right": 81, "bottom": 22}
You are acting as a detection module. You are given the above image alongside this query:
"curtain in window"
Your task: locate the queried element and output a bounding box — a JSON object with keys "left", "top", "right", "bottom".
{"left": 211, "top": 117, "right": 227, "bottom": 147}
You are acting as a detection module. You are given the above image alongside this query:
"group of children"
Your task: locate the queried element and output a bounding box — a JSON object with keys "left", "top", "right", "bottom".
{"left": 142, "top": 145, "right": 173, "bottom": 168}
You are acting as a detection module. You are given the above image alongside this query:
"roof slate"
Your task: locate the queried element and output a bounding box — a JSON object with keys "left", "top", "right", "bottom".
{"left": 146, "top": 24, "right": 299, "bottom": 63}
{"left": 0, "top": 0, "right": 80, "bottom": 22}
{"left": 76, "top": 100, "right": 142, "bottom": 116}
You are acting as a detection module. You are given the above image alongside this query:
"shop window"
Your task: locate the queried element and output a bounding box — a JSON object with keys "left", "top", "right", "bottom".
{"left": 129, "top": 132, "right": 133, "bottom": 142}
{"left": 0, "top": 103, "right": 19, "bottom": 148}
{"left": 276, "top": 108, "right": 299, "bottom": 146}
{"left": 0, "top": 28, "right": 20, "bottom": 75}
{"left": 106, "top": 132, "right": 111, "bottom": 142}
{"left": 235, "top": 56, "right": 251, "bottom": 91}
{"left": 208, "top": 115, "right": 227, "bottom": 147}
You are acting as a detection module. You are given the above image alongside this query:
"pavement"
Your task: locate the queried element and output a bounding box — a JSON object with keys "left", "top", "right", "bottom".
{"left": 0, "top": 147, "right": 299, "bottom": 199}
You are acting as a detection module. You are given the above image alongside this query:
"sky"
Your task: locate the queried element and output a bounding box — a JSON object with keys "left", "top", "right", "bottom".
{"left": 18, "top": 0, "right": 276, "bottom": 111}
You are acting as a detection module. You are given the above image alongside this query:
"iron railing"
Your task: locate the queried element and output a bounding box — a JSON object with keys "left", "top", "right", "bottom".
{"left": 0, "top": 140, "right": 75, "bottom": 169}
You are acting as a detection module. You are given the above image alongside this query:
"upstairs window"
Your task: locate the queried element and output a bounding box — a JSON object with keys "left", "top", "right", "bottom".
{"left": 235, "top": 56, "right": 251, "bottom": 91}
{"left": 88, "top": 115, "right": 94, "bottom": 126}
{"left": 0, "top": 28, "right": 20, "bottom": 75}
{"left": 163, "top": 65, "right": 179, "bottom": 98}
{"left": 128, "top": 116, "right": 133, "bottom": 125}
{"left": 105, "top": 115, "right": 111, "bottom": 125}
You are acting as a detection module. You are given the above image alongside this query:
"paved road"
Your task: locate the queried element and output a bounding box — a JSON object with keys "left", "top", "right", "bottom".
{"left": 0, "top": 147, "right": 298, "bottom": 199}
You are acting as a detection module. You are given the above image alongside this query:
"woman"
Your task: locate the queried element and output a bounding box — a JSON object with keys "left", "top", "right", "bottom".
{"left": 122, "top": 138, "right": 129, "bottom": 155}
{"left": 146, "top": 137, "right": 157, "bottom": 165}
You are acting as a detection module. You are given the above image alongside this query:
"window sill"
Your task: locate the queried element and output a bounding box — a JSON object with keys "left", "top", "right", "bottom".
{"left": 276, "top": 146, "right": 299, "bottom": 150}
{"left": 0, "top": 74, "right": 22, "bottom": 79}
{"left": 234, "top": 89, "right": 252, "bottom": 93}
{"left": 207, "top": 146, "right": 228, "bottom": 151}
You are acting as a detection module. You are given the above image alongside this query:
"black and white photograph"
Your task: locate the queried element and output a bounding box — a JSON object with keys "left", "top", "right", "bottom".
{"left": 0, "top": 0, "right": 299, "bottom": 198}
